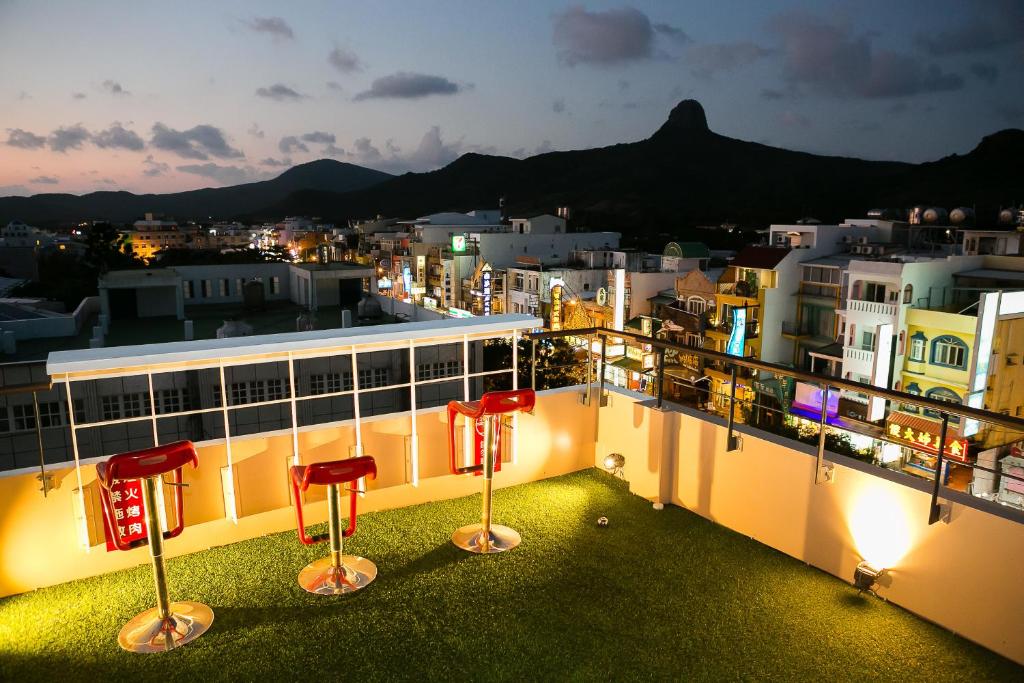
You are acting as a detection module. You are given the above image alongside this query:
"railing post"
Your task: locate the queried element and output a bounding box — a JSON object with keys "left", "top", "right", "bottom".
{"left": 586, "top": 332, "right": 594, "bottom": 404}
{"left": 928, "top": 413, "right": 951, "bottom": 524}
{"left": 530, "top": 338, "right": 537, "bottom": 391}
{"left": 726, "top": 364, "right": 739, "bottom": 451}
{"left": 656, "top": 346, "right": 666, "bottom": 409}
{"left": 599, "top": 334, "right": 608, "bottom": 405}
{"left": 814, "top": 385, "right": 833, "bottom": 484}
{"left": 31, "top": 390, "right": 50, "bottom": 496}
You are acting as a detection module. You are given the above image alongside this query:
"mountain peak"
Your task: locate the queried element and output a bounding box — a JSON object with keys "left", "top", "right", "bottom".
{"left": 650, "top": 99, "right": 712, "bottom": 141}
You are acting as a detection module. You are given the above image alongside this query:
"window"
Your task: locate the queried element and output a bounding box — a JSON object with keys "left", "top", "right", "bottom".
{"left": 909, "top": 332, "right": 926, "bottom": 362}
{"left": 416, "top": 361, "right": 462, "bottom": 381}
{"left": 862, "top": 282, "right": 886, "bottom": 303}
{"left": 903, "top": 284, "right": 913, "bottom": 304}
{"left": 236, "top": 278, "right": 244, "bottom": 296}
{"left": 123, "top": 393, "right": 149, "bottom": 417}
{"left": 202, "top": 280, "right": 212, "bottom": 298}
{"left": 687, "top": 297, "right": 706, "bottom": 315}
{"left": 12, "top": 404, "right": 36, "bottom": 430}
{"left": 101, "top": 396, "right": 121, "bottom": 421}
{"left": 219, "top": 279, "right": 229, "bottom": 296}
{"left": 266, "top": 379, "right": 285, "bottom": 401}
{"left": 183, "top": 280, "right": 194, "bottom": 299}
{"left": 861, "top": 330, "right": 875, "bottom": 351}
{"left": 513, "top": 273, "right": 524, "bottom": 290}
{"left": 270, "top": 276, "right": 280, "bottom": 294}
{"left": 310, "top": 373, "right": 352, "bottom": 395}
{"left": 923, "top": 386, "right": 962, "bottom": 423}
{"left": 931, "top": 336, "right": 967, "bottom": 368}
{"left": 38, "top": 402, "right": 62, "bottom": 428}
{"left": 358, "top": 368, "right": 389, "bottom": 389}
{"left": 904, "top": 383, "right": 921, "bottom": 413}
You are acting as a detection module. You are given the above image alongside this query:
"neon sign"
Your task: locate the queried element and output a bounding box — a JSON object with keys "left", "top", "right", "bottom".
{"left": 726, "top": 307, "right": 746, "bottom": 356}
{"left": 886, "top": 421, "right": 969, "bottom": 461}
{"left": 550, "top": 284, "right": 563, "bottom": 330}
{"left": 482, "top": 265, "right": 492, "bottom": 316}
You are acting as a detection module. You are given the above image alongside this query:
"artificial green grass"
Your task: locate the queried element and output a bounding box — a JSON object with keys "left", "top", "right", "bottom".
{"left": 1, "top": 469, "right": 1020, "bottom": 682}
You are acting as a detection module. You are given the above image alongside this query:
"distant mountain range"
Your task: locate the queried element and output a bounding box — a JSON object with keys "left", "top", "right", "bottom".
{"left": 3, "top": 100, "right": 1023, "bottom": 233}
{"left": 0, "top": 160, "right": 391, "bottom": 225}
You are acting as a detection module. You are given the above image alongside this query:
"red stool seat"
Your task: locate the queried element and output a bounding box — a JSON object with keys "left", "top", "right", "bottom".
{"left": 95, "top": 440, "right": 212, "bottom": 653}
{"left": 447, "top": 389, "right": 534, "bottom": 553}
{"left": 290, "top": 455, "right": 378, "bottom": 595}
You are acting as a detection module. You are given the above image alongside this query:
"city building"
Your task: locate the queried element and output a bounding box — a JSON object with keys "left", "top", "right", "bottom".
{"left": 125, "top": 214, "right": 184, "bottom": 261}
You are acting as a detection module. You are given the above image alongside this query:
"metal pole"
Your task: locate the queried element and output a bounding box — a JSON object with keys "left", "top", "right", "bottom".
{"left": 480, "top": 414, "right": 497, "bottom": 552}
{"left": 31, "top": 391, "right": 48, "bottom": 496}
{"left": 929, "top": 413, "right": 951, "bottom": 524}
{"left": 726, "top": 364, "right": 739, "bottom": 451}
{"left": 656, "top": 346, "right": 666, "bottom": 409}
{"left": 530, "top": 338, "right": 537, "bottom": 391}
{"left": 327, "top": 482, "right": 343, "bottom": 569}
{"left": 141, "top": 475, "right": 171, "bottom": 620}
{"left": 814, "top": 385, "right": 830, "bottom": 483}
{"left": 586, "top": 332, "right": 594, "bottom": 404}
{"left": 599, "top": 334, "right": 608, "bottom": 403}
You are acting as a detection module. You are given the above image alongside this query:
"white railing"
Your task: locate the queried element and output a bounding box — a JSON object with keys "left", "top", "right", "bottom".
{"left": 843, "top": 346, "right": 874, "bottom": 364}
{"left": 40, "top": 314, "right": 541, "bottom": 543}
{"left": 848, "top": 299, "right": 898, "bottom": 316}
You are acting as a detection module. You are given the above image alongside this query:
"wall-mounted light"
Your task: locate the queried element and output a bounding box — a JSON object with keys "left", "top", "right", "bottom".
{"left": 853, "top": 560, "right": 885, "bottom": 593}
{"left": 603, "top": 453, "right": 625, "bottom": 478}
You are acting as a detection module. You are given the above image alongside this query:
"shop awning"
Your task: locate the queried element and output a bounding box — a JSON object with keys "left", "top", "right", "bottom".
{"left": 610, "top": 357, "right": 645, "bottom": 373}
{"left": 885, "top": 411, "right": 971, "bottom": 462}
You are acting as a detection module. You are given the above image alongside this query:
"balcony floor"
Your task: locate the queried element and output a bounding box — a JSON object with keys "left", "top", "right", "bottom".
{"left": 1, "top": 470, "right": 1019, "bottom": 681}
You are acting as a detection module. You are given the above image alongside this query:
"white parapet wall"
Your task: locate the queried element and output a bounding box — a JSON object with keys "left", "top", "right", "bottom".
{"left": 594, "top": 388, "right": 1024, "bottom": 665}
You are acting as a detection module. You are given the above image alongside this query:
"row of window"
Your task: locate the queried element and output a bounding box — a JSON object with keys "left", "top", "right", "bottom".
{"left": 183, "top": 277, "right": 281, "bottom": 300}
{"left": 416, "top": 361, "right": 462, "bottom": 382}
{"left": 908, "top": 333, "right": 968, "bottom": 369}
{"left": 0, "top": 400, "right": 85, "bottom": 433}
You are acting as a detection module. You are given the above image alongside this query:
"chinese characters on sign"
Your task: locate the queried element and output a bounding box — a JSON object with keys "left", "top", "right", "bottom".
{"left": 101, "top": 478, "right": 148, "bottom": 551}
{"left": 550, "top": 284, "right": 562, "bottom": 331}
{"left": 886, "top": 421, "right": 969, "bottom": 461}
{"left": 482, "top": 265, "right": 492, "bottom": 316}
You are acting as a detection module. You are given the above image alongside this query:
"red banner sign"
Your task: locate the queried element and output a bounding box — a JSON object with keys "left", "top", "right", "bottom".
{"left": 101, "top": 479, "right": 149, "bottom": 551}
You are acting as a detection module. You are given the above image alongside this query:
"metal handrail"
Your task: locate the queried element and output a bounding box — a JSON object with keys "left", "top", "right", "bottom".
{"left": 528, "top": 326, "right": 1024, "bottom": 433}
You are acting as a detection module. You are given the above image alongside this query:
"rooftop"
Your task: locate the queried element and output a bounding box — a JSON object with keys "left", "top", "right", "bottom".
{"left": 955, "top": 268, "right": 1024, "bottom": 283}
{"left": 0, "top": 470, "right": 1017, "bottom": 681}
{"left": 730, "top": 246, "right": 790, "bottom": 270}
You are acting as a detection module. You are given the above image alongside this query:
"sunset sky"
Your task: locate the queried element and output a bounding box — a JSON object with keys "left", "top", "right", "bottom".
{"left": 1, "top": 0, "right": 1021, "bottom": 196}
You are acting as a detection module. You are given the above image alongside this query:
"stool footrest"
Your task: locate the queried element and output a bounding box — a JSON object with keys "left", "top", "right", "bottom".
{"left": 117, "top": 601, "right": 214, "bottom": 654}
{"left": 451, "top": 523, "right": 521, "bottom": 554}
{"left": 298, "top": 556, "right": 377, "bottom": 595}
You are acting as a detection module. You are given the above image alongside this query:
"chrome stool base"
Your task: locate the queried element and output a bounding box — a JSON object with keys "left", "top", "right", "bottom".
{"left": 452, "top": 523, "right": 521, "bottom": 554}
{"left": 298, "top": 555, "right": 377, "bottom": 595}
{"left": 117, "top": 601, "right": 214, "bottom": 653}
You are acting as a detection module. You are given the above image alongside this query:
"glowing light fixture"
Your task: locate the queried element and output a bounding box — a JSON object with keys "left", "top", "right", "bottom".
{"left": 603, "top": 453, "right": 625, "bottom": 478}
{"left": 853, "top": 561, "right": 885, "bottom": 593}
{"left": 848, "top": 486, "right": 914, "bottom": 572}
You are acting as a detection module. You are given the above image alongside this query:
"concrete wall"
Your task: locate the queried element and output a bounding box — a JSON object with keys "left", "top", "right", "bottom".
{"left": 175, "top": 263, "right": 292, "bottom": 304}
{"left": 374, "top": 294, "right": 447, "bottom": 321}
{"left": 0, "top": 315, "right": 76, "bottom": 340}
{"left": 136, "top": 286, "right": 179, "bottom": 318}
{"left": 594, "top": 390, "right": 1024, "bottom": 665}
{"left": 475, "top": 232, "right": 620, "bottom": 269}
{"left": 0, "top": 387, "right": 596, "bottom": 597}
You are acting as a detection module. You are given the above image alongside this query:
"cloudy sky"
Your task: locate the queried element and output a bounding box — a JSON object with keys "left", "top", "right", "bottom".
{"left": 1, "top": 0, "right": 1021, "bottom": 196}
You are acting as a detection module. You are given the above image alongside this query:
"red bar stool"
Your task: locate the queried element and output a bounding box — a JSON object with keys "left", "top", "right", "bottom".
{"left": 290, "top": 455, "right": 378, "bottom": 595}
{"left": 96, "top": 440, "right": 213, "bottom": 653}
{"left": 447, "top": 388, "right": 535, "bottom": 553}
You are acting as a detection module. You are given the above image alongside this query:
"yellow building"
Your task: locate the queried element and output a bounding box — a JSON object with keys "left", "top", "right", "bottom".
{"left": 704, "top": 247, "right": 785, "bottom": 416}
{"left": 123, "top": 217, "right": 187, "bottom": 261}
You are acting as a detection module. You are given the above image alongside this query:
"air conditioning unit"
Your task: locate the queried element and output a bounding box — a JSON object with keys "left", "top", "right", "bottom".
{"left": 858, "top": 236, "right": 869, "bottom": 244}
{"left": 842, "top": 235, "right": 853, "bottom": 244}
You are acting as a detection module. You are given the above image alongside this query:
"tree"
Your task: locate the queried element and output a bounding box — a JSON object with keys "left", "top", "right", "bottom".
{"left": 83, "top": 222, "right": 141, "bottom": 274}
